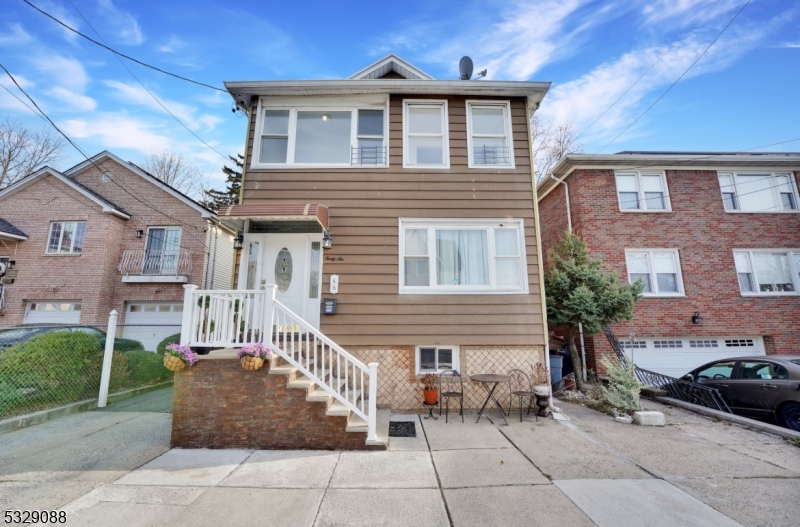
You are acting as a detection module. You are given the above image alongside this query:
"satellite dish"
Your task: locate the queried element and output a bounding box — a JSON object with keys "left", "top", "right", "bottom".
{"left": 459, "top": 56, "right": 474, "bottom": 80}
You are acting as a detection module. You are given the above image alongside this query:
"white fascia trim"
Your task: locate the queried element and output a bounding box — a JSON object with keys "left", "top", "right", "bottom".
{"left": 65, "top": 151, "right": 215, "bottom": 219}
{"left": 0, "top": 231, "right": 27, "bottom": 241}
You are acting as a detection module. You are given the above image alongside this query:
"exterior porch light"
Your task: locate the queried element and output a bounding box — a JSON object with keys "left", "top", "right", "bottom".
{"left": 322, "top": 231, "right": 333, "bottom": 249}
{"left": 136, "top": 230, "right": 144, "bottom": 239}
{"left": 691, "top": 312, "right": 704, "bottom": 325}
{"left": 233, "top": 233, "right": 244, "bottom": 250}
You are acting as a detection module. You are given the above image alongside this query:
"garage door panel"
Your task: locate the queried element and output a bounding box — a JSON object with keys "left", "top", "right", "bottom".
{"left": 123, "top": 303, "right": 183, "bottom": 351}
{"left": 24, "top": 301, "right": 81, "bottom": 325}
{"left": 623, "top": 337, "right": 764, "bottom": 378}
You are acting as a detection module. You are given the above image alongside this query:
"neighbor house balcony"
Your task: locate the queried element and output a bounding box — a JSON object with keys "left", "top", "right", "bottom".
{"left": 118, "top": 249, "right": 192, "bottom": 283}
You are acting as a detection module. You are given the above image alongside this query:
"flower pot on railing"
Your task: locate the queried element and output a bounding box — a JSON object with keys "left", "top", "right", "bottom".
{"left": 163, "top": 344, "right": 198, "bottom": 372}
{"left": 237, "top": 344, "right": 271, "bottom": 372}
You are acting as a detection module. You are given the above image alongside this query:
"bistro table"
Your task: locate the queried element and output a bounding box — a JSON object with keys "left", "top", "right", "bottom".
{"left": 470, "top": 374, "right": 511, "bottom": 425}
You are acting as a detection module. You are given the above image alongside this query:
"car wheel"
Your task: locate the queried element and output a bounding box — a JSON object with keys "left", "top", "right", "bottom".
{"left": 778, "top": 402, "right": 800, "bottom": 432}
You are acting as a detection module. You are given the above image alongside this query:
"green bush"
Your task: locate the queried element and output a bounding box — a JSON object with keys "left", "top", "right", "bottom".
{"left": 0, "top": 331, "right": 104, "bottom": 418}
{"left": 113, "top": 339, "right": 145, "bottom": 353}
{"left": 598, "top": 355, "right": 642, "bottom": 416}
{"left": 156, "top": 333, "right": 181, "bottom": 355}
{"left": 124, "top": 350, "right": 173, "bottom": 387}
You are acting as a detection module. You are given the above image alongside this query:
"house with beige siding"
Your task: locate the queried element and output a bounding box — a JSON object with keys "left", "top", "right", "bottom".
{"left": 0, "top": 151, "right": 236, "bottom": 350}
{"left": 174, "top": 56, "right": 551, "bottom": 447}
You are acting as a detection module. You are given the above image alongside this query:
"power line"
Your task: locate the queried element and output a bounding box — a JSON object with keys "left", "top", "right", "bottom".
{"left": 0, "top": 62, "right": 211, "bottom": 250}
{"left": 574, "top": 0, "right": 723, "bottom": 143}
{"left": 64, "top": 0, "right": 228, "bottom": 161}
{"left": 23, "top": 0, "right": 228, "bottom": 93}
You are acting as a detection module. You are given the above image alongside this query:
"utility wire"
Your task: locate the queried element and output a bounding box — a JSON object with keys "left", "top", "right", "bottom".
{"left": 0, "top": 62, "right": 212, "bottom": 250}
{"left": 64, "top": 0, "right": 228, "bottom": 161}
{"left": 22, "top": 0, "right": 228, "bottom": 93}
{"left": 574, "top": 0, "right": 723, "bottom": 143}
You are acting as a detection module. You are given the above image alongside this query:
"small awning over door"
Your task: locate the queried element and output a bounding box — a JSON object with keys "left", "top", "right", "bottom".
{"left": 217, "top": 204, "right": 329, "bottom": 231}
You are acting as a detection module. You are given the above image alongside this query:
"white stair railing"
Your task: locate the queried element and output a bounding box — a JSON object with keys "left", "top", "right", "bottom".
{"left": 179, "top": 284, "right": 379, "bottom": 442}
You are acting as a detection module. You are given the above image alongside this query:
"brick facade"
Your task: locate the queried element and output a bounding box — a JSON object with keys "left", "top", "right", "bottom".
{"left": 0, "top": 154, "right": 224, "bottom": 327}
{"left": 171, "top": 357, "right": 382, "bottom": 450}
{"left": 539, "top": 166, "right": 800, "bottom": 374}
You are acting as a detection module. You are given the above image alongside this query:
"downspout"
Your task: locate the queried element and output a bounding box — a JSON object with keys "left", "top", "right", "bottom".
{"left": 525, "top": 103, "right": 553, "bottom": 409}
{"left": 549, "top": 175, "right": 587, "bottom": 383}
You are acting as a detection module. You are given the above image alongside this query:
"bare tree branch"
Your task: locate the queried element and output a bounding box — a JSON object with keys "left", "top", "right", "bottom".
{"left": 531, "top": 116, "right": 582, "bottom": 182}
{"left": 0, "top": 119, "right": 66, "bottom": 188}
{"left": 141, "top": 150, "right": 204, "bottom": 197}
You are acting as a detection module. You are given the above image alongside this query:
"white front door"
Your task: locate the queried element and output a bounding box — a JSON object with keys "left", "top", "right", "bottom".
{"left": 240, "top": 232, "right": 323, "bottom": 330}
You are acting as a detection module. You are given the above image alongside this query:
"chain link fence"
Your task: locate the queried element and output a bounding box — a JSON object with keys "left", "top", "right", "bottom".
{"left": 0, "top": 323, "right": 181, "bottom": 420}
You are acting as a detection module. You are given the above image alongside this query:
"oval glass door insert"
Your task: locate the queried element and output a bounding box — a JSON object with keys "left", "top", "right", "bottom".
{"left": 275, "top": 248, "right": 293, "bottom": 293}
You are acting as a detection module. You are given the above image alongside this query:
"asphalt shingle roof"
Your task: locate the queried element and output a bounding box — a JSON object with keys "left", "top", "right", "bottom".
{"left": 0, "top": 218, "right": 26, "bottom": 238}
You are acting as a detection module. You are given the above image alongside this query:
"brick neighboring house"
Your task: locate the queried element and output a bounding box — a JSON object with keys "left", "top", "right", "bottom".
{"left": 0, "top": 151, "right": 236, "bottom": 349}
{"left": 538, "top": 151, "right": 800, "bottom": 378}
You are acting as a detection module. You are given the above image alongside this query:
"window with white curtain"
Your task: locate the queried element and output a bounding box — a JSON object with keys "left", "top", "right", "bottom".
{"left": 625, "top": 249, "right": 684, "bottom": 296}
{"left": 733, "top": 250, "right": 800, "bottom": 295}
{"left": 615, "top": 172, "right": 670, "bottom": 211}
{"left": 400, "top": 219, "right": 526, "bottom": 293}
{"left": 403, "top": 100, "right": 449, "bottom": 168}
{"left": 718, "top": 173, "right": 799, "bottom": 212}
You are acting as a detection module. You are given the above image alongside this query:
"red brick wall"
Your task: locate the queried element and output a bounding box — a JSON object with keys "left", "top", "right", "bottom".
{"left": 539, "top": 168, "right": 800, "bottom": 373}
{"left": 171, "top": 358, "right": 382, "bottom": 450}
{"left": 0, "top": 158, "right": 213, "bottom": 326}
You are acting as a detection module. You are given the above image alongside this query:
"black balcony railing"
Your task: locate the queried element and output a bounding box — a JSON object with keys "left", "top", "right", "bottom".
{"left": 351, "top": 145, "right": 387, "bottom": 166}
{"left": 472, "top": 145, "right": 510, "bottom": 165}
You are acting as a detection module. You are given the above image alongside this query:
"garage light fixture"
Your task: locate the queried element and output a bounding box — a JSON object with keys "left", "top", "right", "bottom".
{"left": 136, "top": 230, "right": 144, "bottom": 238}
{"left": 691, "top": 312, "right": 704, "bottom": 325}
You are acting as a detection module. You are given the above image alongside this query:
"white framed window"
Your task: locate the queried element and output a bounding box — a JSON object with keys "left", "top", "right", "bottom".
{"left": 615, "top": 172, "right": 670, "bottom": 211}
{"left": 718, "top": 172, "right": 799, "bottom": 212}
{"left": 46, "top": 221, "right": 86, "bottom": 254}
{"left": 252, "top": 99, "right": 388, "bottom": 168}
{"left": 144, "top": 227, "right": 182, "bottom": 275}
{"left": 416, "top": 345, "right": 459, "bottom": 374}
{"left": 466, "top": 100, "right": 514, "bottom": 168}
{"left": 733, "top": 250, "right": 800, "bottom": 295}
{"left": 625, "top": 249, "right": 685, "bottom": 296}
{"left": 403, "top": 100, "right": 450, "bottom": 169}
{"left": 399, "top": 218, "right": 527, "bottom": 294}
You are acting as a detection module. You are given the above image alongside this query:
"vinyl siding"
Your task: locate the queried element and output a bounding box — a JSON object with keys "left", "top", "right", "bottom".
{"left": 242, "top": 94, "right": 544, "bottom": 346}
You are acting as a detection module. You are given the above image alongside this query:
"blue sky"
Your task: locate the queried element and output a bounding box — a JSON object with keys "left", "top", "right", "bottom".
{"left": 1, "top": 0, "right": 798, "bottom": 191}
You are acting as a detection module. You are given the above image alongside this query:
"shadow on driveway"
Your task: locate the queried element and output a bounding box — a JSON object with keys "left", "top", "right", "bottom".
{"left": 96, "top": 386, "right": 173, "bottom": 413}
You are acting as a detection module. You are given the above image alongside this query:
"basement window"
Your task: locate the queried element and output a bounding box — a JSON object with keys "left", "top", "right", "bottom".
{"left": 416, "top": 345, "right": 459, "bottom": 374}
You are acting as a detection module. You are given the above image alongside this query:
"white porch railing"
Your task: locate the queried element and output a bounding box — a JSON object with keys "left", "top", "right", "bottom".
{"left": 179, "top": 284, "right": 378, "bottom": 442}
{"left": 119, "top": 249, "right": 192, "bottom": 276}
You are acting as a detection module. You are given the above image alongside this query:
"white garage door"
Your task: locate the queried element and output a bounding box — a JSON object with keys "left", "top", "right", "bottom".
{"left": 24, "top": 301, "right": 82, "bottom": 325}
{"left": 621, "top": 337, "right": 765, "bottom": 378}
{"left": 123, "top": 302, "right": 183, "bottom": 351}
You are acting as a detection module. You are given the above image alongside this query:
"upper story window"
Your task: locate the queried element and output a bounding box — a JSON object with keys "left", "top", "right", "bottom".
{"left": 733, "top": 250, "right": 800, "bottom": 295}
{"left": 625, "top": 249, "right": 684, "bottom": 296}
{"left": 254, "top": 104, "right": 387, "bottom": 168}
{"left": 615, "top": 172, "right": 670, "bottom": 211}
{"left": 400, "top": 219, "right": 527, "bottom": 294}
{"left": 718, "top": 172, "right": 799, "bottom": 212}
{"left": 46, "top": 221, "right": 86, "bottom": 254}
{"left": 403, "top": 100, "right": 449, "bottom": 169}
{"left": 144, "top": 227, "right": 182, "bottom": 275}
{"left": 466, "top": 101, "right": 514, "bottom": 168}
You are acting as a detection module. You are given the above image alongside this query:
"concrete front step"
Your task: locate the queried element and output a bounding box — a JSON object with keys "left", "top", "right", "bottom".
{"left": 347, "top": 409, "right": 390, "bottom": 447}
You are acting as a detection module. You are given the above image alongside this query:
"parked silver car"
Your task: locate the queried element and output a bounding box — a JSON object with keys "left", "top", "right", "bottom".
{"left": 682, "top": 356, "right": 800, "bottom": 431}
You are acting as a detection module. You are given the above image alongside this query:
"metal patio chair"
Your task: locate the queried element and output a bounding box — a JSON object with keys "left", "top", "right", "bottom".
{"left": 438, "top": 369, "right": 464, "bottom": 423}
{"left": 508, "top": 368, "right": 537, "bottom": 422}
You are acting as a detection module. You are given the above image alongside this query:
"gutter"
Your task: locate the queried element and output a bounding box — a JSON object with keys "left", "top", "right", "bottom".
{"left": 549, "top": 175, "right": 586, "bottom": 383}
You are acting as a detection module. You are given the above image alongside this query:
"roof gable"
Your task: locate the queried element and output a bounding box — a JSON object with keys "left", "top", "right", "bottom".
{"left": 0, "top": 167, "right": 131, "bottom": 219}
{"left": 0, "top": 218, "right": 27, "bottom": 240}
{"left": 348, "top": 54, "right": 434, "bottom": 80}
{"left": 64, "top": 151, "right": 215, "bottom": 218}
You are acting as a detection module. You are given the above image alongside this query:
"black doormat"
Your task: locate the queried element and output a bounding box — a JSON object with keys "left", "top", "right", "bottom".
{"left": 388, "top": 421, "right": 416, "bottom": 437}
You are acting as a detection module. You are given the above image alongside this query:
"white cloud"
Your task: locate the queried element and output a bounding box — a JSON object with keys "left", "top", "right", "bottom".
{"left": 36, "top": 0, "right": 82, "bottom": 43}
{"left": 95, "top": 0, "right": 144, "bottom": 45}
{"left": 0, "top": 23, "right": 34, "bottom": 46}
{"left": 31, "top": 55, "right": 91, "bottom": 91}
{"left": 62, "top": 113, "right": 172, "bottom": 155}
{"left": 641, "top": 0, "right": 742, "bottom": 26}
{"left": 157, "top": 36, "right": 186, "bottom": 53}
{"left": 778, "top": 41, "right": 800, "bottom": 48}
{"left": 46, "top": 87, "right": 96, "bottom": 111}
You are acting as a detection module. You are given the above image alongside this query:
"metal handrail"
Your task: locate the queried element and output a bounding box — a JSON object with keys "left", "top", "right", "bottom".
{"left": 119, "top": 249, "right": 192, "bottom": 276}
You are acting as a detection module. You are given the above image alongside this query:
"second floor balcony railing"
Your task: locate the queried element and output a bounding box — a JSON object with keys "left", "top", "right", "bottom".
{"left": 472, "top": 145, "right": 510, "bottom": 166}
{"left": 351, "top": 145, "right": 387, "bottom": 166}
{"left": 119, "top": 249, "right": 192, "bottom": 277}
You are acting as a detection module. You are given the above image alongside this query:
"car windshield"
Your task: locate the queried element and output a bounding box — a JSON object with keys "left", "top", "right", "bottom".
{"left": 790, "top": 359, "right": 800, "bottom": 366}
{"left": 0, "top": 328, "right": 38, "bottom": 339}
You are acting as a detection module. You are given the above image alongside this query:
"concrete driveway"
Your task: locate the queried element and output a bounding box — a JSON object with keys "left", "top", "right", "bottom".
{"left": 1, "top": 397, "right": 798, "bottom": 526}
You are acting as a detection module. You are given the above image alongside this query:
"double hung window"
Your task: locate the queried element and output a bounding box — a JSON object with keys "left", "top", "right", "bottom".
{"left": 46, "top": 221, "right": 86, "bottom": 254}
{"left": 718, "top": 173, "right": 799, "bottom": 212}
{"left": 403, "top": 101, "right": 449, "bottom": 168}
{"left": 625, "top": 250, "right": 684, "bottom": 296}
{"left": 400, "top": 220, "right": 526, "bottom": 293}
{"left": 615, "top": 172, "right": 669, "bottom": 211}
{"left": 733, "top": 250, "right": 800, "bottom": 295}
{"left": 255, "top": 103, "right": 387, "bottom": 167}
{"left": 466, "top": 101, "right": 513, "bottom": 167}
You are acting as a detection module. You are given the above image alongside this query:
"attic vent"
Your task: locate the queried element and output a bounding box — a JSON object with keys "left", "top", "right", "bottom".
{"left": 102, "top": 171, "right": 112, "bottom": 182}
{"left": 689, "top": 340, "right": 719, "bottom": 348}
{"left": 725, "top": 339, "right": 755, "bottom": 348}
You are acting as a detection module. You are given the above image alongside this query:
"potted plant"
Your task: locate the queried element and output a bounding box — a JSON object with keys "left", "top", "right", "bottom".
{"left": 237, "top": 343, "right": 271, "bottom": 371}
{"left": 163, "top": 343, "right": 198, "bottom": 372}
{"left": 421, "top": 373, "right": 439, "bottom": 405}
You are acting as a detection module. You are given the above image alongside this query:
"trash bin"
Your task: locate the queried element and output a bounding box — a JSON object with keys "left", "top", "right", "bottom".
{"left": 549, "top": 354, "right": 563, "bottom": 384}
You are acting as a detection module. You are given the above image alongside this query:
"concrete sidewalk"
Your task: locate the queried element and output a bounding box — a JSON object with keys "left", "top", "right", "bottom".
{"left": 2, "top": 399, "right": 798, "bottom": 526}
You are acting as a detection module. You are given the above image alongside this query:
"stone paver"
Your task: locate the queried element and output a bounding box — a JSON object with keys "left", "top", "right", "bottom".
{"left": 421, "top": 418, "right": 511, "bottom": 450}
{"left": 328, "top": 451, "right": 437, "bottom": 489}
{"left": 62, "top": 485, "right": 207, "bottom": 516}
{"left": 114, "top": 449, "right": 252, "bottom": 487}
{"left": 432, "top": 448, "right": 549, "bottom": 488}
{"left": 445, "top": 485, "right": 595, "bottom": 527}
{"left": 220, "top": 450, "right": 339, "bottom": 489}
{"left": 64, "top": 502, "right": 185, "bottom": 527}
{"left": 387, "top": 414, "right": 428, "bottom": 451}
{"left": 315, "top": 489, "right": 449, "bottom": 527}
{"left": 181, "top": 488, "right": 323, "bottom": 527}
{"left": 555, "top": 479, "right": 743, "bottom": 527}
